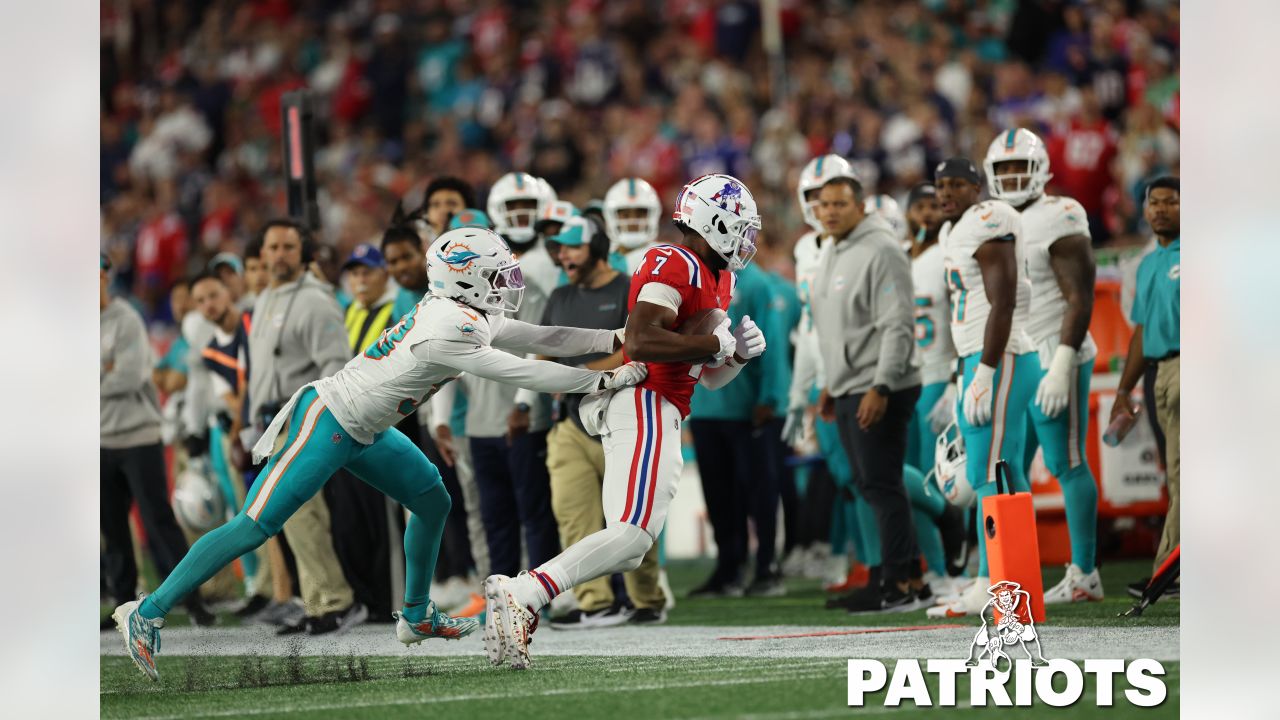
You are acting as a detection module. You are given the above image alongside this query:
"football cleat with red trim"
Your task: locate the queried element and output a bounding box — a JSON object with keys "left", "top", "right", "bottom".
{"left": 483, "top": 574, "right": 539, "bottom": 670}
{"left": 393, "top": 600, "right": 480, "bottom": 645}
{"left": 113, "top": 597, "right": 164, "bottom": 681}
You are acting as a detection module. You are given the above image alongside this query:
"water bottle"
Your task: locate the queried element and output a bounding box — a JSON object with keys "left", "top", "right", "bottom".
{"left": 1103, "top": 402, "right": 1142, "bottom": 447}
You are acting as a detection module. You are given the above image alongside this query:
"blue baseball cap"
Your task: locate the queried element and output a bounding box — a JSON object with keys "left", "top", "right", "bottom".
{"left": 342, "top": 243, "right": 386, "bottom": 270}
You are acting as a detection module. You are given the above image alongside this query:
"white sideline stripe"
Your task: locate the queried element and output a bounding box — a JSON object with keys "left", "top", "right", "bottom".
{"left": 246, "top": 399, "right": 323, "bottom": 520}
{"left": 124, "top": 670, "right": 832, "bottom": 720}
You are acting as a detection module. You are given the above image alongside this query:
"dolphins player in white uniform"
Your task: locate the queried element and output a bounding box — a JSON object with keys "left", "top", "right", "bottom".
{"left": 112, "top": 227, "right": 648, "bottom": 681}
{"left": 927, "top": 157, "right": 1039, "bottom": 619}
{"left": 984, "top": 128, "right": 1102, "bottom": 603}
{"left": 603, "top": 177, "right": 663, "bottom": 273}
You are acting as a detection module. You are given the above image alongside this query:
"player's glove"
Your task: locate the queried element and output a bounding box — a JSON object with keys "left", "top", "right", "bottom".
{"left": 963, "top": 363, "right": 997, "bottom": 427}
{"left": 601, "top": 361, "right": 649, "bottom": 391}
{"left": 781, "top": 406, "right": 806, "bottom": 446}
{"left": 926, "top": 383, "right": 957, "bottom": 434}
{"left": 707, "top": 316, "right": 737, "bottom": 368}
{"left": 732, "top": 315, "right": 766, "bottom": 360}
{"left": 1034, "top": 345, "right": 1075, "bottom": 419}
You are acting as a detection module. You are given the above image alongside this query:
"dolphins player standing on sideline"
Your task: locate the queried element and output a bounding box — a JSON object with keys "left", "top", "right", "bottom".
{"left": 984, "top": 128, "right": 1102, "bottom": 603}
{"left": 926, "top": 158, "right": 1039, "bottom": 619}
{"left": 112, "top": 227, "right": 648, "bottom": 681}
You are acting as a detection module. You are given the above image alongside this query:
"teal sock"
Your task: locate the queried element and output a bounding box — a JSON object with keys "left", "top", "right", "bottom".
{"left": 401, "top": 602, "right": 428, "bottom": 624}
{"left": 1057, "top": 464, "right": 1099, "bottom": 573}
{"left": 903, "top": 464, "right": 947, "bottom": 519}
{"left": 402, "top": 483, "right": 451, "bottom": 610}
{"left": 139, "top": 514, "right": 269, "bottom": 620}
{"left": 829, "top": 495, "right": 847, "bottom": 555}
{"left": 913, "top": 508, "right": 947, "bottom": 575}
{"left": 853, "top": 494, "right": 881, "bottom": 567}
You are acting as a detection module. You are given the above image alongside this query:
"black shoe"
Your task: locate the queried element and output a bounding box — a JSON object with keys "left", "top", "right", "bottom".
{"left": 308, "top": 602, "right": 369, "bottom": 636}
{"left": 549, "top": 604, "right": 630, "bottom": 631}
{"left": 835, "top": 586, "right": 884, "bottom": 613}
{"left": 276, "top": 617, "right": 309, "bottom": 635}
{"left": 629, "top": 607, "right": 668, "bottom": 625}
{"left": 745, "top": 574, "right": 786, "bottom": 598}
{"left": 938, "top": 504, "right": 969, "bottom": 576}
{"left": 183, "top": 598, "right": 217, "bottom": 627}
{"left": 1127, "top": 577, "right": 1151, "bottom": 599}
{"left": 234, "top": 594, "right": 271, "bottom": 618}
{"left": 844, "top": 584, "right": 927, "bottom": 615}
{"left": 688, "top": 578, "right": 743, "bottom": 599}
{"left": 915, "top": 583, "right": 934, "bottom": 605}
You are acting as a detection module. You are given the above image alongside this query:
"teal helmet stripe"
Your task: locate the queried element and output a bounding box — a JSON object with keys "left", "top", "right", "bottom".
{"left": 1005, "top": 129, "right": 1017, "bottom": 149}
{"left": 628, "top": 178, "right": 637, "bottom": 197}
{"left": 515, "top": 174, "right": 525, "bottom": 190}
{"left": 815, "top": 156, "right": 826, "bottom": 177}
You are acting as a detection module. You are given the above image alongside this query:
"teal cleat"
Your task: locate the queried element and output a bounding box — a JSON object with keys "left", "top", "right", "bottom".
{"left": 113, "top": 597, "right": 164, "bottom": 681}
{"left": 393, "top": 601, "right": 480, "bottom": 645}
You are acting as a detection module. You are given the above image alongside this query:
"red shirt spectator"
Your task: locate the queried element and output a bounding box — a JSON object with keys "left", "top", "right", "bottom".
{"left": 135, "top": 210, "right": 188, "bottom": 294}
{"left": 1047, "top": 114, "right": 1117, "bottom": 217}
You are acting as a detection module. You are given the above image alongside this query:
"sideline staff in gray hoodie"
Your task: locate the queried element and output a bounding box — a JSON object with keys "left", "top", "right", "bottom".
{"left": 808, "top": 176, "right": 927, "bottom": 613}
{"left": 100, "top": 255, "right": 204, "bottom": 621}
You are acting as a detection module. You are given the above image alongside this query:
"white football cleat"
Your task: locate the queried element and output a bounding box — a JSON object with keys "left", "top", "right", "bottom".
{"left": 483, "top": 574, "right": 538, "bottom": 670}
{"left": 1043, "top": 564, "right": 1104, "bottom": 604}
{"left": 393, "top": 601, "right": 479, "bottom": 645}
{"left": 926, "top": 575, "right": 989, "bottom": 618}
{"left": 113, "top": 597, "right": 163, "bottom": 681}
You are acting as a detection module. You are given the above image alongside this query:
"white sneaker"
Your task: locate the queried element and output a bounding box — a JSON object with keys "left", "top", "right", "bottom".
{"left": 803, "top": 546, "right": 834, "bottom": 580}
{"left": 927, "top": 576, "right": 989, "bottom": 618}
{"left": 781, "top": 547, "right": 808, "bottom": 578}
{"left": 483, "top": 574, "right": 538, "bottom": 670}
{"left": 821, "top": 554, "right": 849, "bottom": 586}
{"left": 923, "top": 571, "right": 966, "bottom": 599}
{"left": 1043, "top": 564, "right": 1104, "bottom": 604}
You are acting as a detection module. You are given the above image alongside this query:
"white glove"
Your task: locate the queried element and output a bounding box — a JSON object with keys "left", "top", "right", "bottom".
{"left": 601, "top": 361, "right": 649, "bottom": 390}
{"left": 707, "top": 316, "right": 736, "bottom": 368}
{"left": 963, "top": 363, "right": 997, "bottom": 427}
{"left": 1035, "top": 344, "right": 1075, "bottom": 419}
{"left": 732, "top": 315, "right": 767, "bottom": 360}
{"left": 926, "top": 383, "right": 957, "bottom": 434}
{"left": 781, "top": 406, "right": 806, "bottom": 446}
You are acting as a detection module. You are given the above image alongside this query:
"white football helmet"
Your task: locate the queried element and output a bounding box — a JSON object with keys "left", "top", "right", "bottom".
{"left": 486, "top": 172, "right": 550, "bottom": 243}
{"left": 934, "top": 421, "right": 977, "bottom": 508}
{"left": 673, "top": 173, "right": 761, "bottom": 272}
{"left": 864, "top": 194, "right": 907, "bottom": 240}
{"left": 603, "top": 177, "right": 662, "bottom": 250}
{"left": 983, "top": 128, "right": 1053, "bottom": 206}
{"left": 427, "top": 227, "right": 525, "bottom": 314}
{"left": 797, "top": 154, "right": 857, "bottom": 232}
{"left": 172, "top": 458, "right": 226, "bottom": 532}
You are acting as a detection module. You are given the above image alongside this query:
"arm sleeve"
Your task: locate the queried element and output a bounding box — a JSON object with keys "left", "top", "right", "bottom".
{"left": 100, "top": 313, "right": 153, "bottom": 399}
{"left": 424, "top": 340, "right": 607, "bottom": 395}
{"left": 636, "top": 283, "right": 682, "bottom": 314}
{"left": 302, "top": 291, "right": 352, "bottom": 377}
{"left": 699, "top": 360, "right": 746, "bottom": 390}
{"left": 871, "top": 249, "right": 919, "bottom": 388}
{"left": 491, "top": 316, "right": 616, "bottom": 357}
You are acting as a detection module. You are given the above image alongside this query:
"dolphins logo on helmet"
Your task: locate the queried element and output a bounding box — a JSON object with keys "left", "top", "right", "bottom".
{"left": 436, "top": 242, "right": 482, "bottom": 273}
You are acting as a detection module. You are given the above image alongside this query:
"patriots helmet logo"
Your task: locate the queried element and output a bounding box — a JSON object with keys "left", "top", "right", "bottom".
{"left": 437, "top": 242, "right": 482, "bottom": 273}
{"left": 710, "top": 181, "right": 743, "bottom": 215}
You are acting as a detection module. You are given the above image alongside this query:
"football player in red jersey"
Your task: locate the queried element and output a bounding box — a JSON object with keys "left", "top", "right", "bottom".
{"left": 483, "top": 174, "right": 767, "bottom": 668}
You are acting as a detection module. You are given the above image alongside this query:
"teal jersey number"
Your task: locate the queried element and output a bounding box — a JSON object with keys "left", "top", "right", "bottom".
{"left": 364, "top": 304, "right": 419, "bottom": 360}
{"left": 914, "top": 296, "right": 935, "bottom": 348}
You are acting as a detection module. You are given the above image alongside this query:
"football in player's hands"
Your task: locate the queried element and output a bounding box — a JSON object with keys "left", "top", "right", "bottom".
{"left": 678, "top": 307, "right": 734, "bottom": 366}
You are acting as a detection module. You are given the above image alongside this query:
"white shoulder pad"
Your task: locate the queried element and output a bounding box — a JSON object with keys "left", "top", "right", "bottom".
{"left": 416, "top": 296, "right": 493, "bottom": 347}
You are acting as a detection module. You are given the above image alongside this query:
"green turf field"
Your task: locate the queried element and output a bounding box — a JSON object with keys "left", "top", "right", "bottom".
{"left": 101, "top": 558, "right": 1178, "bottom": 718}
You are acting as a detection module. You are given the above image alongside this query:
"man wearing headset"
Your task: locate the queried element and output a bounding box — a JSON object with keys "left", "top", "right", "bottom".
{"left": 243, "top": 219, "right": 362, "bottom": 635}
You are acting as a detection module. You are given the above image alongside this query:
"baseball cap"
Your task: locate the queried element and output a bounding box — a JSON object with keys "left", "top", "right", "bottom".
{"left": 208, "top": 252, "right": 244, "bottom": 275}
{"left": 906, "top": 183, "right": 937, "bottom": 209}
{"left": 342, "top": 243, "right": 386, "bottom": 270}
{"left": 448, "top": 208, "right": 493, "bottom": 231}
{"left": 548, "top": 216, "right": 595, "bottom": 247}
{"left": 934, "top": 157, "right": 982, "bottom": 185}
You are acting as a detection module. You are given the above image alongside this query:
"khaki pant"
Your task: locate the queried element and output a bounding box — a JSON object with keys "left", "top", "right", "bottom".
{"left": 547, "top": 420, "right": 664, "bottom": 611}
{"left": 282, "top": 492, "right": 354, "bottom": 616}
{"left": 1153, "top": 357, "right": 1180, "bottom": 573}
